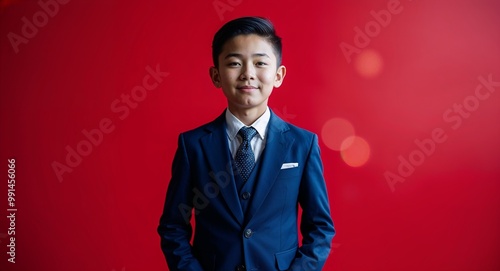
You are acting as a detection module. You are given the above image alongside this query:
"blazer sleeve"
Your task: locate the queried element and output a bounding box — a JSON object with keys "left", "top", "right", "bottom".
{"left": 289, "top": 134, "right": 336, "bottom": 271}
{"left": 157, "top": 133, "right": 204, "bottom": 271}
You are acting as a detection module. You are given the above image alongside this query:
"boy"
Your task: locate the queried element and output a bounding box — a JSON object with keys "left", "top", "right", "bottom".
{"left": 158, "top": 17, "right": 335, "bottom": 271}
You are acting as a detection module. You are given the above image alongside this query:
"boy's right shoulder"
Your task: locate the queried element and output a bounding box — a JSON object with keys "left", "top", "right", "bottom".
{"left": 178, "top": 111, "right": 225, "bottom": 140}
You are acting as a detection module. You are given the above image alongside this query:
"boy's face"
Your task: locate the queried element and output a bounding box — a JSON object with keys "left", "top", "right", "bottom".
{"left": 210, "top": 34, "right": 286, "bottom": 115}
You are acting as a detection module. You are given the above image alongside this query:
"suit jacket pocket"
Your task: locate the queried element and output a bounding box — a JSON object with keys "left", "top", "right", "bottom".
{"left": 275, "top": 247, "right": 297, "bottom": 270}
{"left": 276, "top": 167, "right": 300, "bottom": 179}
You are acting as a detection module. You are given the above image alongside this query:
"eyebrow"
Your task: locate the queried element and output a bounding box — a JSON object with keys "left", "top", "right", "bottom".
{"left": 224, "top": 53, "right": 270, "bottom": 59}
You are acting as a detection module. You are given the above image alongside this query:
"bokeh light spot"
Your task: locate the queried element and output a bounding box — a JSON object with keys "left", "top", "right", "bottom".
{"left": 340, "top": 136, "right": 371, "bottom": 167}
{"left": 321, "top": 118, "right": 355, "bottom": 151}
{"left": 355, "top": 49, "right": 383, "bottom": 78}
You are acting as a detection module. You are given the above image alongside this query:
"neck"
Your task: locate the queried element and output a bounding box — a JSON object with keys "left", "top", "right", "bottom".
{"left": 228, "top": 105, "right": 267, "bottom": 126}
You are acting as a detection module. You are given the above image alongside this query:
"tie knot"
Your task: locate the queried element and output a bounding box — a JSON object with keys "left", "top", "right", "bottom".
{"left": 238, "top": 126, "right": 257, "bottom": 142}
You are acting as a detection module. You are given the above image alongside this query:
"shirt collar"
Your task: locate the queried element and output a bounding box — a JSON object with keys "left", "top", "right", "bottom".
{"left": 225, "top": 107, "right": 270, "bottom": 142}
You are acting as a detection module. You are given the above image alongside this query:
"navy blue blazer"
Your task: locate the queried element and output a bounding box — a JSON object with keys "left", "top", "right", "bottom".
{"left": 158, "top": 110, "right": 335, "bottom": 271}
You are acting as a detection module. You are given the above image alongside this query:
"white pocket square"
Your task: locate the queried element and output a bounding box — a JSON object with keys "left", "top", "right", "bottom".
{"left": 281, "top": 162, "right": 299, "bottom": 169}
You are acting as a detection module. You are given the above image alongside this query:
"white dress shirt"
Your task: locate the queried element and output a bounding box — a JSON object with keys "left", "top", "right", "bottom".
{"left": 225, "top": 107, "right": 270, "bottom": 162}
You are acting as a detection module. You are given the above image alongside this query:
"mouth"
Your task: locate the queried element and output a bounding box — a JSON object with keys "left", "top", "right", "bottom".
{"left": 237, "top": 85, "right": 258, "bottom": 92}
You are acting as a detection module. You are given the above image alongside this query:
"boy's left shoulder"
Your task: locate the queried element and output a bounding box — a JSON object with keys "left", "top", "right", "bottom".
{"left": 270, "top": 110, "right": 317, "bottom": 140}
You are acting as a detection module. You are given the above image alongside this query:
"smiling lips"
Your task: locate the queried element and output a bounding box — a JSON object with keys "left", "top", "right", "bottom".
{"left": 237, "top": 85, "right": 258, "bottom": 92}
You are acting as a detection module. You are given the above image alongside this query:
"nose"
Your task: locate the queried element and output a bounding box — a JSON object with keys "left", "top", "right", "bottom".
{"left": 239, "top": 63, "right": 255, "bottom": 81}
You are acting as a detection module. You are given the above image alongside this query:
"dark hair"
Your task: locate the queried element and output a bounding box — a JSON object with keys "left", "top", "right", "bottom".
{"left": 212, "top": 16, "right": 282, "bottom": 68}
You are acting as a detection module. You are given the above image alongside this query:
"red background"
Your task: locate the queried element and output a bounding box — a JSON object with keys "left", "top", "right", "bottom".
{"left": 1, "top": 0, "right": 500, "bottom": 270}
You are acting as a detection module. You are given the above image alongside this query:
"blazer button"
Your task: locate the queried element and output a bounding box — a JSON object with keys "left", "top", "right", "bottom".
{"left": 244, "top": 229, "right": 253, "bottom": 238}
{"left": 241, "top": 192, "right": 251, "bottom": 200}
{"left": 236, "top": 264, "right": 246, "bottom": 271}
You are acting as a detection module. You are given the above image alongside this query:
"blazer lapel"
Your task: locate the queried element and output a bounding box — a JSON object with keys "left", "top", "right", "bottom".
{"left": 200, "top": 111, "right": 244, "bottom": 225}
{"left": 244, "top": 111, "right": 294, "bottom": 225}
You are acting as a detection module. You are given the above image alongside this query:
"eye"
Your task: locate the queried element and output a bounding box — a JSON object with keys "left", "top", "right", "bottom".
{"left": 256, "top": 62, "right": 268, "bottom": 67}
{"left": 227, "top": 62, "right": 241, "bottom": 67}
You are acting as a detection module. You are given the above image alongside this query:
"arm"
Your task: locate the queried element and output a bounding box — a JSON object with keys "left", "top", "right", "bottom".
{"left": 289, "top": 134, "right": 335, "bottom": 271}
{"left": 157, "top": 134, "right": 204, "bottom": 271}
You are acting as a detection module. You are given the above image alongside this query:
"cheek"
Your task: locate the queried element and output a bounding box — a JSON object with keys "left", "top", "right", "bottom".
{"left": 259, "top": 71, "right": 277, "bottom": 84}
{"left": 220, "top": 71, "right": 238, "bottom": 84}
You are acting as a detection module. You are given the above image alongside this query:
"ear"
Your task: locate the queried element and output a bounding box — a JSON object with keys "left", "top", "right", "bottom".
{"left": 209, "top": 66, "right": 222, "bottom": 88}
{"left": 273, "top": 65, "right": 286, "bottom": 88}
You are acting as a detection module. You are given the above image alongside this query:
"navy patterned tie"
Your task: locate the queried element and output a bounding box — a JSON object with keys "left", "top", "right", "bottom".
{"left": 235, "top": 126, "right": 258, "bottom": 181}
